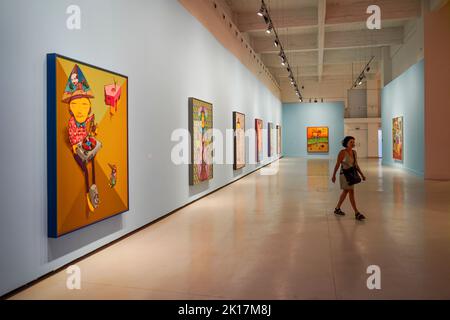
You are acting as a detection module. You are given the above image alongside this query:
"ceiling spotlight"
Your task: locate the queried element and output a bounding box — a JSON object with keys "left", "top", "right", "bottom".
{"left": 351, "top": 56, "right": 374, "bottom": 90}
{"left": 358, "top": 75, "right": 365, "bottom": 86}
{"left": 257, "top": 6, "right": 265, "bottom": 17}
{"left": 263, "top": 14, "right": 270, "bottom": 25}
{"left": 279, "top": 51, "right": 284, "bottom": 61}
{"left": 266, "top": 24, "right": 273, "bottom": 34}
{"left": 274, "top": 40, "right": 280, "bottom": 48}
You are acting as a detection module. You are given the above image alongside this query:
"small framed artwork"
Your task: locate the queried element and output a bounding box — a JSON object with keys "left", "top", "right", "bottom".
{"left": 233, "top": 112, "right": 246, "bottom": 170}
{"left": 255, "top": 119, "right": 263, "bottom": 163}
{"left": 268, "top": 122, "right": 274, "bottom": 157}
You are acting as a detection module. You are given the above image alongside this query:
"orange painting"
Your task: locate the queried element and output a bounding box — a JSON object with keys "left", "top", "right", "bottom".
{"left": 307, "top": 127, "right": 329, "bottom": 153}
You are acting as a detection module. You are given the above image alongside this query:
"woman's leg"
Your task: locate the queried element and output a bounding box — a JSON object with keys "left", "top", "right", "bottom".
{"left": 336, "top": 190, "right": 349, "bottom": 209}
{"left": 348, "top": 190, "right": 359, "bottom": 214}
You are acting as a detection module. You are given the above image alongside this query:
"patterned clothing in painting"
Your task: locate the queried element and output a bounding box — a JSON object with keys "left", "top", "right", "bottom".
{"left": 68, "top": 115, "right": 95, "bottom": 146}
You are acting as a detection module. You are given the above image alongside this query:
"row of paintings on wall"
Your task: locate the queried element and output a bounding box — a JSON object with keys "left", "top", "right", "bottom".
{"left": 47, "top": 56, "right": 280, "bottom": 238}
{"left": 44, "top": 58, "right": 296, "bottom": 237}
{"left": 189, "top": 97, "right": 282, "bottom": 185}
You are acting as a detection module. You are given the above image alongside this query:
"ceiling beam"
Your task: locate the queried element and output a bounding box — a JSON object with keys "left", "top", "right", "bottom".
{"left": 252, "top": 27, "right": 403, "bottom": 54}
{"left": 318, "top": 0, "right": 326, "bottom": 82}
{"left": 252, "top": 33, "right": 317, "bottom": 54}
{"left": 236, "top": 7, "right": 317, "bottom": 33}
{"left": 325, "top": 27, "right": 404, "bottom": 49}
{"left": 326, "top": 0, "right": 421, "bottom": 25}
{"left": 269, "top": 62, "right": 380, "bottom": 78}
{"left": 262, "top": 51, "right": 318, "bottom": 68}
{"left": 262, "top": 47, "right": 382, "bottom": 68}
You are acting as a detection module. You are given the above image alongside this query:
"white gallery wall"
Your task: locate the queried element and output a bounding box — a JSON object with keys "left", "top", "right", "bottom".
{"left": 0, "top": 0, "right": 282, "bottom": 295}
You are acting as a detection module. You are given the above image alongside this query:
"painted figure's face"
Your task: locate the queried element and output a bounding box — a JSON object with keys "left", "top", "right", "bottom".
{"left": 348, "top": 139, "right": 356, "bottom": 148}
{"left": 71, "top": 73, "right": 79, "bottom": 85}
{"left": 69, "top": 97, "right": 91, "bottom": 123}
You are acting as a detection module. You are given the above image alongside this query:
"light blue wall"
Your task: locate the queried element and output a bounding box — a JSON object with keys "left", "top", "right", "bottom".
{"left": 381, "top": 60, "right": 424, "bottom": 176}
{"left": 0, "top": 0, "right": 282, "bottom": 295}
{"left": 282, "top": 102, "right": 345, "bottom": 159}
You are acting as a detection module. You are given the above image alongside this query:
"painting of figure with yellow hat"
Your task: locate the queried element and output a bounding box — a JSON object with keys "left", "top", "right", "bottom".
{"left": 47, "top": 54, "right": 129, "bottom": 238}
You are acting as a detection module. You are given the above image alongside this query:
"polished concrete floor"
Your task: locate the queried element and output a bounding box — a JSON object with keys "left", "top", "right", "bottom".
{"left": 10, "top": 158, "right": 450, "bottom": 300}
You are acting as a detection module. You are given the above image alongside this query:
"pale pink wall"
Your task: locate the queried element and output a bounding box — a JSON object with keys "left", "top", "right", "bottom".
{"left": 424, "top": 2, "right": 450, "bottom": 180}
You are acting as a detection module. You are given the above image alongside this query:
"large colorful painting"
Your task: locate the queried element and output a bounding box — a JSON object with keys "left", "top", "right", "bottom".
{"left": 233, "top": 112, "right": 246, "bottom": 170}
{"left": 47, "top": 54, "right": 129, "bottom": 238}
{"left": 307, "top": 127, "right": 329, "bottom": 153}
{"left": 268, "top": 122, "right": 274, "bottom": 157}
{"left": 393, "top": 116, "right": 403, "bottom": 161}
{"left": 277, "top": 125, "right": 282, "bottom": 155}
{"left": 255, "top": 119, "right": 263, "bottom": 163}
{"left": 189, "top": 98, "right": 213, "bottom": 185}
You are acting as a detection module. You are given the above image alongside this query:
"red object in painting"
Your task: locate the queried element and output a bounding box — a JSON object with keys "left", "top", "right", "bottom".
{"left": 82, "top": 136, "right": 97, "bottom": 151}
{"left": 104, "top": 83, "right": 122, "bottom": 114}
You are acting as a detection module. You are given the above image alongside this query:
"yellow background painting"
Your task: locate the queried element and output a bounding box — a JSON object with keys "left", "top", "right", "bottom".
{"left": 53, "top": 56, "right": 129, "bottom": 237}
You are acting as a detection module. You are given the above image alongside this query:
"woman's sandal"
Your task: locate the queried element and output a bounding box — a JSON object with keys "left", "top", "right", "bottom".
{"left": 334, "top": 208, "right": 346, "bottom": 216}
{"left": 355, "top": 212, "right": 366, "bottom": 221}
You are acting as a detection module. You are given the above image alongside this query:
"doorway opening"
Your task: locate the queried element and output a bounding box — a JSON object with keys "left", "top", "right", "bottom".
{"left": 378, "top": 128, "right": 383, "bottom": 158}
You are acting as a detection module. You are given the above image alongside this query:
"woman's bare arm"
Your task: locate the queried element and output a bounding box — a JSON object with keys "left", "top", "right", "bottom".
{"left": 332, "top": 151, "right": 345, "bottom": 182}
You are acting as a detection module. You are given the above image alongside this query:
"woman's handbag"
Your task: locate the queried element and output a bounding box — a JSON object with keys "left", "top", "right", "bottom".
{"left": 342, "top": 151, "right": 362, "bottom": 186}
{"left": 342, "top": 167, "right": 361, "bottom": 186}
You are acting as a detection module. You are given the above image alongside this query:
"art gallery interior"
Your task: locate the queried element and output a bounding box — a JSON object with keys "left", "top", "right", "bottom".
{"left": 0, "top": 0, "right": 449, "bottom": 300}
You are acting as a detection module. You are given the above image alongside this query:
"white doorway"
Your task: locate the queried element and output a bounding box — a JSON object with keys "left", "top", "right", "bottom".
{"left": 347, "top": 128, "right": 368, "bottom": 158}
{"left": 378, "top": 129, "right": 383, "bottom": 158}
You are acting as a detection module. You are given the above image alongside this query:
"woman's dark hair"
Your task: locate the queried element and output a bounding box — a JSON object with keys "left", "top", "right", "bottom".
{"left": 342, "top": 136, "right": 355, "bottom": 148}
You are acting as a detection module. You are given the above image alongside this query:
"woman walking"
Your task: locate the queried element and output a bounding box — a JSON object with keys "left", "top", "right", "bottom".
{"left": 331, "top": 136, "right": 367, "bottom": 221}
